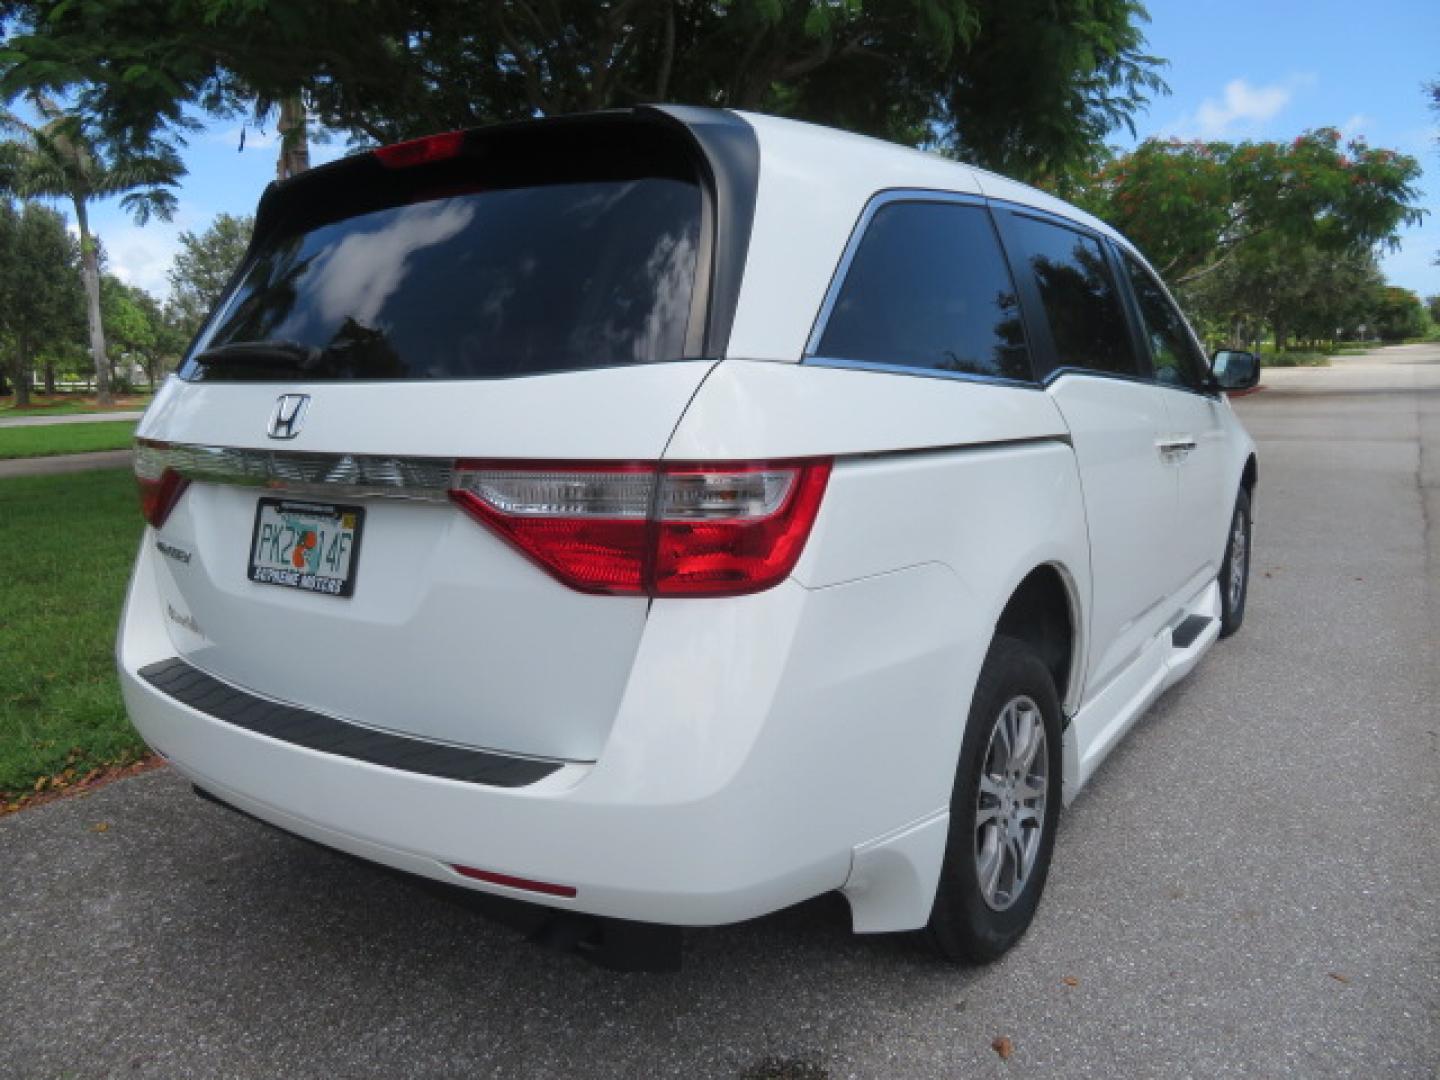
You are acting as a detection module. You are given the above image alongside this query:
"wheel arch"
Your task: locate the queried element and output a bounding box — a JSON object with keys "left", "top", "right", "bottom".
{"left": 1240, "top": 453, "right": 1258, "bottom": 497}
{"left": 992, "top": 562, "right": 1084, "bottom": 716}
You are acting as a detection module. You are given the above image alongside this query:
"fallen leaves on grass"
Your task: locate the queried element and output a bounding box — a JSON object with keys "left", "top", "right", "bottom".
{"left": 991, "top": 1036, "right": 1014, "bottom": 1061}
{"left": 1, "top": 755, "right": 164, "bottom": 814}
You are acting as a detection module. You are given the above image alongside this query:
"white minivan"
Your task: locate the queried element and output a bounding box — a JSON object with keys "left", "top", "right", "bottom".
{"left": 119, "top": 106, "right": 1259, "bottom": 965}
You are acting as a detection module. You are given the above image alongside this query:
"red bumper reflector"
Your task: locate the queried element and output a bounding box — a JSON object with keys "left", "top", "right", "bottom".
{"left": 452, "top": 864, "right": 577, "bottom": 898}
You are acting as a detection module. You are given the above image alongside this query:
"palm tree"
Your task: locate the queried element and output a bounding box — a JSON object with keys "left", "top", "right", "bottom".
{"left": 0, "top": 96, "right": 182, "bottom": 404}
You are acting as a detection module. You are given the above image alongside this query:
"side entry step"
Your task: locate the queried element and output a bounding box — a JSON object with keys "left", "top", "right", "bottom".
{"left": 1171, "top": 615, "right": 1214, "bottom": 650}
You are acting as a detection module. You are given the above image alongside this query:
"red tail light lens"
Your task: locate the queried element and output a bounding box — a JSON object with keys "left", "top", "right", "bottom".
{"left": 134, "top": 439, "right": 190, "bottom": 528}
{"left": 373, "top": 130, "right": 466, "bottom": 168}
{"left": 449, "top": 460, "right": 831, "bottom": 597}
{"left": 653, "top": 464, "right": 832, "bottom": 595}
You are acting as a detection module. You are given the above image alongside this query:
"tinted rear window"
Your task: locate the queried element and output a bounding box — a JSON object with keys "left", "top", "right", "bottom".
{"left": 813, "top": 201, "right": 1031, "bottom": 381}
{"left": 1007, "top": 215, "right": 1139, "bottom": 377}
{"left": 182, "top": 132, "right": 703, "bottom": 381}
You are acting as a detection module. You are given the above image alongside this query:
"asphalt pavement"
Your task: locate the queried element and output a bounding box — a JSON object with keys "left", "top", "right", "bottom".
{"left": 1, "top": 345, "right": 1436, "bottom": 1078}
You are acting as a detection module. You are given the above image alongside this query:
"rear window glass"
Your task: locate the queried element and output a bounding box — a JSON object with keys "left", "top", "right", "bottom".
{"left": 1007, "top": 215, "right": 1139, "bottom": 377}
{"left": 182, "top": 134, "right": 703, "bottom": 381}
{"left": 813, "top": 201, "right": 1031, "bottom": 381}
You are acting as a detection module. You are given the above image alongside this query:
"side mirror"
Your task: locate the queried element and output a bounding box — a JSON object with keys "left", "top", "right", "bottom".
{"left": 1210, "top": 349, "right": 1260, "bottom": 391}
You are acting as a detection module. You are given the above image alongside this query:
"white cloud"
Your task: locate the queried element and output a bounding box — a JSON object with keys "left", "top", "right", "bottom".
{"left": 1166, "top": 75, "right": 1313, "bottom": 139}
{"left": 1338, "top": 113, "right": 1372, "bottom": 142}
{"left": 102, "top": 223, "right": 182, "bottom": 299}
{"left": 37, "top": 200, "right": 188, "bottom": 299}
{"left": 94, "top": 204, "right": 204, "bottom": 300}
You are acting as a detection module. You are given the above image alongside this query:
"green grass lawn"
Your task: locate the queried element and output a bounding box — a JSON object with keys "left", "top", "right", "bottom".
{"left": 0, "top": 469, "right": 146, "bottom": 803}
{"left": 1258, "top": 349, "right": 1331, "bottom": 368}
{"left": 0, "top": 392, "right": 153, "bottom": 416}
{"left": 0, "top": 420, "right": 137, "bottom": 460}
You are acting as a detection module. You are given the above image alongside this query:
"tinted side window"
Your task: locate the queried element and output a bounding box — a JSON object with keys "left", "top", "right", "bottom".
{"left": 814, "top": 202, "right": 1030, "bottom": 381}
{"left": 1122, "top": 255, "right": 1209, "bottom": 391}
{"left": 1007, "top": 215, "right": 1139, "bottom": 377}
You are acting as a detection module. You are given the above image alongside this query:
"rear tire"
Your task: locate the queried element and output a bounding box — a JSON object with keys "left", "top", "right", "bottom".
{"left": 925, "top": 635, "right": 1062, "bottom": 963}
{"left": 1218, "top": 487, "right": 1251, "bottom": 638}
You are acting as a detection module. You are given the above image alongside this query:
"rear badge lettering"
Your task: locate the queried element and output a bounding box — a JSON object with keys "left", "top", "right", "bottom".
{"left": 166, "top": 603, "right": 204, "bottom": 638}
{"left": 156, "top": 540, "right": 193, "bottom": 564}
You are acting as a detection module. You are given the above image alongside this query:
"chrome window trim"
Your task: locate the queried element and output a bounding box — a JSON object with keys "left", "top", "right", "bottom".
{"left": 1040, "top": 367, "right": 1160, "bottom": 391}
{"left": 806, "top": 354, "right": 1040, "bottom": 391}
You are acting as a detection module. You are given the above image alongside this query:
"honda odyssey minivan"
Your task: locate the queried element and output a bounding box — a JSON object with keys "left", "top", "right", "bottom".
{"left": 119, "top": 105, "right": 1259, "bottom": 964}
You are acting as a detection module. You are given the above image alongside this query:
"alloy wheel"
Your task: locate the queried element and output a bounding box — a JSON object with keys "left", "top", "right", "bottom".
{"left": 974, "top": 695, "right": 1048, "bottom": 912}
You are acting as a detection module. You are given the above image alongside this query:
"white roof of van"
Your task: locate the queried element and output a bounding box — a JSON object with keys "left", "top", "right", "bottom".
{"left": 724, "top": 110, "right": 1128, "bottom": 363}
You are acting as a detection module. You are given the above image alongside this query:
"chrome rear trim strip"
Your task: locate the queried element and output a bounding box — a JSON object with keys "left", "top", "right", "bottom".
{"left": 138, "top": 440, "right": 456, "bottom": 502}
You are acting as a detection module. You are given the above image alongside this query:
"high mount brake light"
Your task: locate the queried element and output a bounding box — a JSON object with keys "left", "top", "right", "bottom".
{"left": 133, "top": 439, "right": 190, "bottom": 528}
{"left": 373, "top": 131, "right": 466, "bottom": 169}
{"left": 448, "top": 460, "right": 832, "bottom": 597}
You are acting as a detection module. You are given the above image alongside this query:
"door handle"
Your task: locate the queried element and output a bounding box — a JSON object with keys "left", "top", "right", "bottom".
{"left": 1157, "top": 438, "right": 1196, "bottom": 462}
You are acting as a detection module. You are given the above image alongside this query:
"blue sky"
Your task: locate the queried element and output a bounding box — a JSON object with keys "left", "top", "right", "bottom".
{"left": 81, "top": 0, "right": 1440, "bottom": 301}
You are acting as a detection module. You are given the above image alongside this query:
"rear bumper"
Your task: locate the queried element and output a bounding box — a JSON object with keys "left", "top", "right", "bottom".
{"left": 119, "top": 534, "right": 980, "bottom": 928}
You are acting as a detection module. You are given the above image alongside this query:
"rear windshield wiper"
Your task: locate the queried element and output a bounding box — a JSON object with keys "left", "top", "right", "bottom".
{"left": 190, "top": 340, "right": 323, "bottom": 372}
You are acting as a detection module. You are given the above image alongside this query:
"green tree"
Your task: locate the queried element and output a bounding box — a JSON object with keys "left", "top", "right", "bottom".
{"left": 1076, "top": 129, "right": 1425, "bottom": 286}
{"left": 1183, "top": 240, "right": 1384, "bottom": 353}
{"left": 0, "top": 198, "right": 85, "bottom": 406}
{"left": 1372, "top": 286, "right": 1427, "bottom": 342}
{"left": 132, "top": 291, "right": 190, "bottom": 386}
{"left": 100, "top": 272, "right": 155, "bottom": 389}
{"left": 0, "top": 0, "right": 1167, "bottom": 183}
{"left": 167, "top": 212, "right": 253, "bottom": 339}
{"left": 0, "top": 95, "right": 182, "bottom": 403}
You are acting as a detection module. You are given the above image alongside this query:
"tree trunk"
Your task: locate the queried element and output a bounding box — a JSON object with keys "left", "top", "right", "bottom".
{"left": 73, "top": 198, "right": 111, "bottom": 405}
{"left": 13, "top": 338, "right": 32, "bottom": 408}
{"left": 277, "top": 97, "right": 311, "bottom": 181}
{"left": 43, "top": 359, "right": 56, "bottom": 395}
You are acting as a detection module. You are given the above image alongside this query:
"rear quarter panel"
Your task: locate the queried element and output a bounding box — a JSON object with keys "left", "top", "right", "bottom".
{"left": 667, "top": 362, "right": 1092, "bottom": 832}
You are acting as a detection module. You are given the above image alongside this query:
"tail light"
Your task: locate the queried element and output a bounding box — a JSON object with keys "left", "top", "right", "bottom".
{"left": 134, "top": 439, "right": 190, "bottom": 528}
{"left": 448, "top": 460, "right": 831, "bottom": 597}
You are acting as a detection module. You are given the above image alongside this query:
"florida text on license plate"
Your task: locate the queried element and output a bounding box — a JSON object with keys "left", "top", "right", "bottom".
{"left": 248, "top": 499, "right": 365, "bottom": 597}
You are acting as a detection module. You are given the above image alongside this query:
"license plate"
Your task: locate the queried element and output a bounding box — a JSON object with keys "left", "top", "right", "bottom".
{"left": 247, "top": 499, "right": 365, "bottom": 598}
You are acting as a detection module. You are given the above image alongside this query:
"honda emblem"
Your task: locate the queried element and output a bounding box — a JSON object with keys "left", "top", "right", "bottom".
{"left": 267, "top": 394, "right": 310, "bottom": 440}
